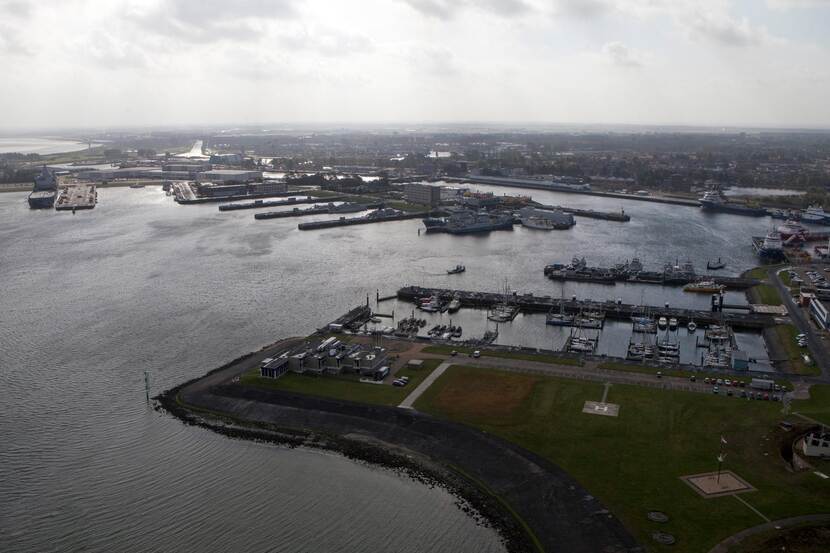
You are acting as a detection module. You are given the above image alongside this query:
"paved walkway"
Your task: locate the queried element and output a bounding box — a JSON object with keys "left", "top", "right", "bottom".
{"left": 707, "top": 513, "right": 830, "bottom": 553}
{"left": 398, "top": 361, "right": 450, "bottom": 408}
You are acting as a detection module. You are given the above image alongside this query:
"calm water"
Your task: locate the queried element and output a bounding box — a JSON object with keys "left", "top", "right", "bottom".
{"left": 0, "top": 185, "right": 782, "bottom": 551}
{"left": 0, "top": 137, "right": 93, "bottom": 155}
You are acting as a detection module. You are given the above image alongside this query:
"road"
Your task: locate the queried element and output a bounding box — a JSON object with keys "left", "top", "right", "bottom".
{"left": 769, "top": 267, "right": 830, "bottom": 381}
{"left": 398, "top": 361, "right": 450, "bottom": 408}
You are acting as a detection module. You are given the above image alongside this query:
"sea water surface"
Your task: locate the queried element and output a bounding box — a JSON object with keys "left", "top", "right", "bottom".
{"left": 0, "top": 137, "right": 93, "bottom": 155}
{"left": 0, "top": 185, "right": 788, "bottom": 551}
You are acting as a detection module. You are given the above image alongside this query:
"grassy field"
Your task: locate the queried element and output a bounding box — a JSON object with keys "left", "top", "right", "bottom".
{"left": 752, "top": 283, "right": 783, "bottom": 305}
{"left": 239, "top": 358, "right": 441, "bottom": 406}
{"left": 598, "top": 361, "right": 699, "bottom": 379}
{"left": 793, "top": 384, "right": 830, "bottom": 425}
{"left": 422, "top": 345, "right": 583, "bottom": 366}
{"left": 414, "top": 365, "right": 829, "bottom": 553}
{"left": 772, "top": 325, "right": 820, "bottom": 376}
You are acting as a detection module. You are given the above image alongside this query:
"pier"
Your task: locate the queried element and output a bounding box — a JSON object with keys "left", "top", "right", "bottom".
{"left": 298, "top": 211, "right": 432, "bottom": 231}
{"left": 218, "top": 196, "right": 345, "bottom": 211}
{"left": 254, "top": 202, "right": 383, "bottom": 220}
{"left": 397, "top": 286, "right": 779, "bottom": 330}
{"left": 55, "top": 184, "right": 97, "bottom": 210}
{"left": 543, "top": 265, "right": 759, "bottom": 290}
{"left": 533, "top": 202, "right": 630, "bottom": 222}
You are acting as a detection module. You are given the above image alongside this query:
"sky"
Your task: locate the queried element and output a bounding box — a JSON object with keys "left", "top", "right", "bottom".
{"left": 1, "top": 0, "right": 829, "bottom": 130}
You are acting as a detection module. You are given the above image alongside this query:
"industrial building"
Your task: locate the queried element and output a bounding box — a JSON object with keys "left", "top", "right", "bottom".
{"left": 197, "top": 169, "right": 262, "bottom": 184}
{"left": 404, "top": 183, "right": 442, "bottom": 207}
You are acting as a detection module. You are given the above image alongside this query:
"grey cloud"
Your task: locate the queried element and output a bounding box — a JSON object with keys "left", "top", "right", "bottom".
{"left": 128, "top": 0, "right": 299, "bottom": 43}
{"left": 602, "top": 41, "right": 642, "bottom": 67}
{"left": 0, "top": 24, "right": 32, "bottom": 54}
{"left": 1, "top": 0, "right": 32, "bottom": 18}
{"left": 684, "top": 10, "right": 772, "bottom": 47}
{"left": 553, "top": 0, "right": 612, "bottom": 19}
{"left": 401, "top": 0, "right": 532, "bottom": 19}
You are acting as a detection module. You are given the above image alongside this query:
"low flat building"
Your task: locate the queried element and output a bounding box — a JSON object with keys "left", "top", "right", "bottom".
{"left": 197, "top": 169, "right": 262, "bottom": 184}
{"left": 260, "top": 355, "right": 290, "bottom": 379}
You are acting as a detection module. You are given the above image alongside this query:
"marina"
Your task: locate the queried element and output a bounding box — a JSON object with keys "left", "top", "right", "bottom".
{"left": 396, "top": 286, "right": 779, "bottom": 330}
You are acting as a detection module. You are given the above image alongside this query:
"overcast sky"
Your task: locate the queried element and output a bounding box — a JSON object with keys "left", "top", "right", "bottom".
{"left": 1, "top": 0, "right": 829, "bottom": 130}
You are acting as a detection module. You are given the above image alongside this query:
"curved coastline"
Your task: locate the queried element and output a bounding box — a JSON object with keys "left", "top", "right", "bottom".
{"left": 155, "top": 337, "right": 642, "bottom": 553}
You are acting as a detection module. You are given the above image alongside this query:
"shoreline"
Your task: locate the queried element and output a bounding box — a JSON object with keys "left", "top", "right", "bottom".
{"left": 155, "top": 337, "right": 641, "bottom": 553}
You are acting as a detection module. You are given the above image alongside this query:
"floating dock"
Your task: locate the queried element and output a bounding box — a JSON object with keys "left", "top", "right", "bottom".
{"left": 397, "top": 286, "right": 779, "bottom": 330}
{"left": 55, "top": 184, "right": 97, "bottom": 211}
{"left": 298, "top": 211, "right": 432, "bottom": 230}
{"left": 218, "top": 196, "right": 345, "bottom": 211}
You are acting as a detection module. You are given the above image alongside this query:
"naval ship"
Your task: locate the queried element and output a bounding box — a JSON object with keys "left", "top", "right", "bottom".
{"left": 698, "top": 187, "right": 766, "bottom": 217}
{"left": 423, "top": 210, "right": 514, "bottom": 234}
{"left": 28, "top": 166, "right": 58, "bottom": 209}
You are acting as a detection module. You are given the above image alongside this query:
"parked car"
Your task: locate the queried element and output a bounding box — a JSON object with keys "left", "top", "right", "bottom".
{"left": 713, "top": 386, "right": 720, "bottom": 394}
{"left": 472, "top": 350, "right": 481, "bottom": 358}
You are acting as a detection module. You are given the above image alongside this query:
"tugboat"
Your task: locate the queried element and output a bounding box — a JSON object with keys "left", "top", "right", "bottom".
{"left": 447, "top": 264, "right": 466, "bottom": 275}
{"left": 754, "top": 231, "right": 786, "bottom": 261}
{"left": 707, "top": 257, "right": 726, "bottom": 270}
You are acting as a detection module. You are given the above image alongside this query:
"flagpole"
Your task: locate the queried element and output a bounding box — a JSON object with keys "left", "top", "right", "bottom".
{"left": 717, "top": 435, "right": 727, "bottom": 483}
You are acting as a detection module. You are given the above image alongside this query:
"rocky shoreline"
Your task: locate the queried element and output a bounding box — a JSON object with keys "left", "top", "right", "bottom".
{"left": 155, "top": 338, "right": 642, "bottom": 553}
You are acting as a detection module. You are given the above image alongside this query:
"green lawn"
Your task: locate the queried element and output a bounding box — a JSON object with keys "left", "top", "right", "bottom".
{"left": 414, "top": 365, "right": 829, "bottom": 553}
{"left": 239, "top": 358, "right": 441, "bottom": 406}
{"left": 753, "top": 284, "right": 783, "bottom": 305}
{"left": 598, "top": 361, "right": 699, "bottom": 379}
{"left": 422, "top": 345, "right": 583, "bottom": 366}
{"left": 794, "top": 384, "right": 830, "bottom": 425}
{"left": 745, "top": 266, "right": 773, "bottom": 280}
{"left": 773, "top": 325, "right": 820, "bottom": 376}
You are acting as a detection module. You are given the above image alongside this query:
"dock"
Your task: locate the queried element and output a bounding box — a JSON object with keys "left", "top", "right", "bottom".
{"left": 218, "top": 196, "right": 345, "bottom": 211}
{"left": 254, "top": 202, "right": 383, "bottom": 220}
{"left": 298, "top": 211, "right": 432, "bottom": 231}
{"left": 543, "top": 266, "right": 759, "bottom": 290}
{"left": 397, "top": 286, "right": 779, "bottom": 330}
{"left": 55, "top": 184, "right": 97, "bottom": 211}
{"left": 533, "top": 202, "right": 630, "bottom": 222}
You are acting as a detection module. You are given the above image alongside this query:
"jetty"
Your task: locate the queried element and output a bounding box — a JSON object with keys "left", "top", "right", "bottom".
{"left": 254, "top": 202, "right": 383, "bottom": 220}
{"left": 397, "top": 286, "right": 779, "bottom": 330}
{"left": 533, "top": 202, "right": 630, "bottom": 222}
{"left": 218, "top": 196, "right": 345, "bottom": 211}
{"left": 543, "top": 263, "right": 759, "bottom": 290}
{"left": 298, "top": 210, "right": 432, "bottom": 230}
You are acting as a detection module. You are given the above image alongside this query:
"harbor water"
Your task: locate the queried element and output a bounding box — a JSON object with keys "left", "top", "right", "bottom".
{"left": 0, "top": 185, "right": 782, "bottom": 551}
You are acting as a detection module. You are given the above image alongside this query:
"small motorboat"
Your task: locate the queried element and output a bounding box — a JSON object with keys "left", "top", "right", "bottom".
{"left": 707, "top": 257, "right": 726, "bottom": 270}
{"left": 668, "top": 318, "right": 678, "bottom": 330}
{"left": 447, "top": 264, "right": 466, "bottom": 275}
{"left": 658, "top": 317, "right": 668, "bottom": 329}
